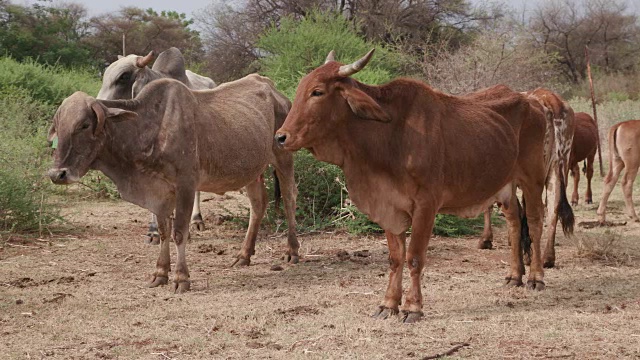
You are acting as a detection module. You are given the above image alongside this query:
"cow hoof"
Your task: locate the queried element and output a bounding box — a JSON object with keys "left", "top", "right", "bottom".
{"left": 172, "top": 280, "right": 191, "bottom": 294}
{"left": 231, "top": 257, "right": 251, "bottom": 267}
{"left": 586, "top": 199, "right": 593, "bottom": 205}
{"left": 372, "top": 306, "right": 398, "bottom": 319}
{"left": 477, "top": 240, "right": 493, "bottom": 250}
{"left": 285, "top": 254, "right": 299, "bottom": 264}
{"left": 503, "top": 277, "right": 523, "bottom": 288}
{"left": 190, "top": 221, "right": 205, "bottom": 232}
{"left": 543, "top": 259, "right": 555, "bottom": 268}
{"left": 526, "top": 280, "right": 545, "bottom": 291}
{"left": 148, "top": 275, "right": 168, "bottom": 288}
{"left": 400, "top": 310, "right": 424, "bottom": 324}
{"left": 571, "top": 201, "right": 578, "bottom": 207}
{"left": 145, "top": 232, "right": 160, "bottom": 245}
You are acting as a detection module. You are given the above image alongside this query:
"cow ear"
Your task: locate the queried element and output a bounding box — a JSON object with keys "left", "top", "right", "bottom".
{"left": 106, "top": 107, "right": 138, "bottom": 123}
{"left": 117, "top": 55, "right": 124, "bottom": 60}
{"left": 341, "top": 86, "right": 390, "bottom": 123}
{"left": 47, "top": 124, "right": 57, "bottom": 142}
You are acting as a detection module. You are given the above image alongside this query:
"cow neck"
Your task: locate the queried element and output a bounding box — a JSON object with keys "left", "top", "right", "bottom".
{"left": 91, "top": 98, "right": 157, "bottom": 178}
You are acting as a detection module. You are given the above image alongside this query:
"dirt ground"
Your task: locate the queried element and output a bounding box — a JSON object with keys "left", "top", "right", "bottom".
{"left": 2, "top": 175, "right": 640, "bottom": 360}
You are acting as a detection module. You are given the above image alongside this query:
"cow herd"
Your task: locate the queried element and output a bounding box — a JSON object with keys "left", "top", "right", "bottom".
{"left": 47, "top": 47, "right": 639, "bottom": 323}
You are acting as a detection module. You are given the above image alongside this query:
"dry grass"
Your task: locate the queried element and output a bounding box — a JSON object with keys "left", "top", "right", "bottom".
{"left": 1, "top": 175, "right": 640, "bottom": 359}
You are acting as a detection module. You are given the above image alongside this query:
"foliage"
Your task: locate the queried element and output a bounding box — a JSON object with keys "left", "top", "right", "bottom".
{"left": 86, "top": 7, "right": 204, "bottom": 66}
{"left": 258, "top": 10, "right": 403, "bottom": 98}
{"left": 0, "top": 0, "right": 93, "bottom": 67}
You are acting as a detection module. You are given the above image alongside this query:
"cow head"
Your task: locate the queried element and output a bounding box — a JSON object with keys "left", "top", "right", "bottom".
{"left": 275, "top": 49, "right": 390, "bottom": 151}
{"left": 48, "top": 92, "right": 137, "bottom": 184}
{"left": 96, "top": 51, "right": 155, "bottom": 100}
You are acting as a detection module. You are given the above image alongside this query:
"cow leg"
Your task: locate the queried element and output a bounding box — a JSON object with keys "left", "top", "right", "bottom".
{"left": 372, "top": 231, "right": 406, "bottom": 319}
{"left": 190, "top": 191, "right": 205, "bottom": 231}
{"left": 502, "top": 184, "right": 525, "bottom": 287}
{"left": 597, "top": 158, "right": 625, "bottom": 223}
{"left": 273, "top": 154, "right": 300, "bottom": 264}
{"left": 621, "top": 166, "right": 639, "bottom": 222}
{"left": 148, "top": 215, "right": 171, "bottom": 287}
{"left": 171, "top": 189, "right": 196, "bottom": 293}
{"left": 542, "top": 173, "right": 561, "bottom": 269}
{"left": 146, "top": 213, "right": 160, "bottom": 245}
{"left": 478, "top": 206, "right": 494, "bottom": 249}
{"left": 401, "top": 208, "right": 437, "bottom": 323}
{"left": 585, "top": 154, "right": 595, "bottom": 204}
{"left": 570, "top": 163, "right": 580, "bottom": 206}
{"left": 522, "top": 184, "right": 545, "bottom": 289}
{"left": 232, "top": 178, "right": 268, "bottom": 266}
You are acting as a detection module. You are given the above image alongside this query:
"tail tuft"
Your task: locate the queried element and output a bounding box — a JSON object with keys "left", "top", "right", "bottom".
{"left": 557, "top": 177, "right": 575, "bottom": 236}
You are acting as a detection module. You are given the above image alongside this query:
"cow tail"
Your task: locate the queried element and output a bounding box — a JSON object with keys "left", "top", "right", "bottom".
{"left": 518, "top": 196, "right": 532, "bottom": 259}
{"left": 553, "top": 105, "right": 575, "bottom": 237}
{"left": 604, "top": 123, "right": 622, "bottom": 185}
{"left": 273, "top": 169, "right": 282, "bottom": 210}
{"left": 582, "top": 160, "right": 587, "bottom": 175}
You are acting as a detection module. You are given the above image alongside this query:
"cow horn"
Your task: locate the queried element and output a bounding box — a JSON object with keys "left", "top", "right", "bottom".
{"left": 135, "top": 51, "right": 154, "bottom": 68}
{"left": 338, "top": 48, "right": 375, "bottom": 77}
{"left": 324, "top": 50, "right": 336, "bottom": 64}
{"left": 91, "top": 102, "right": 106, "bottom": 136}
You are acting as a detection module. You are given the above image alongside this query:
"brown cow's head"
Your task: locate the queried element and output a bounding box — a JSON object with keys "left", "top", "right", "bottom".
{"left": 48, "top": 92, "right": 137, "bottom": 184}
{"left": 275, "top": 49, "right": 390, "bottom": 151}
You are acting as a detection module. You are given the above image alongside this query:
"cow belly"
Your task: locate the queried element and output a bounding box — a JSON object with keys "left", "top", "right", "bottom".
{"left": 440, "top": 183, "right": 512, "bottom": 218}
{"left": 197, "top": 163, "right": 268, "bottom": 194}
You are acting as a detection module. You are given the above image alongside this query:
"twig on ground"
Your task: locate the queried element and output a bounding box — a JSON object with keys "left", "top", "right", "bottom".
{"left": 6, "top": 242, "right": 40, "bottom": 249}
{"left": 150, "top": 352, "right": 173, "bottom": 360}
{"left": 344, "top": 291, "right": 375, "bottom": 296}
{"left": 421, "top": 341, "right": 470, "bottom": 360}
{"left": 288, "top": 335, "right": 335, "bottom": 352}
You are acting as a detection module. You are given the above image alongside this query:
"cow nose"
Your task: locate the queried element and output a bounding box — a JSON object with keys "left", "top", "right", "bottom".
{"left": 275, "top": 132, "right": 287, "bottom": 147}
{"left": 48, "top": 168, "right": 68, "bottom": 184}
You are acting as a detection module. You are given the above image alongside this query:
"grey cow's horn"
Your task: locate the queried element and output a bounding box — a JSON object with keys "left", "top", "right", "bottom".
{"left": 338, "top": 48, "right": 375, "bottom": 77}
{"left": 324, "top": 50, "right": 336, "bottom": 64}
{"left": 135, "top": 51, "right": 155, "bottom": 68}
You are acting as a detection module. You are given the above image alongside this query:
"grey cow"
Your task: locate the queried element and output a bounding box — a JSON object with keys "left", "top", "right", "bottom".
{"left": 97, "top": 47, "right": 216, "bottom": 243}
{"left": 48, "top": 75, "right": 299, "bottom": 292}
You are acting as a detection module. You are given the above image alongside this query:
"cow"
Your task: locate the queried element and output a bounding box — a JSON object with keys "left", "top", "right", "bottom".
{"left": 274, "top": 49, "right": 573, "bottom": 322}
{"left": 597, "top": 120, "right": 640, "bottom": 224}
{"left": 97, "top": 47, "right": 216, "bottom": 244}
{"left": 567, "top": 112, "right": 599, "bottom": 206}
{"left": 48, "top": 74, "right": 300, "bottom": 292}
{"left": 477, "top": 88, "right": 576, "bottom": 269}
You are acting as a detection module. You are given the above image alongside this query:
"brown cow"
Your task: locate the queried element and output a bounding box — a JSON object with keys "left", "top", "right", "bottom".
{"left": 569, "top": 112, "right": 599, "bottom": 206}
{"left": 477, "top": 89, "right": 576, "bottom": 269}
{"left": 275, "top": 50, "right": 574, "bottom": 322}
{"left": 48, "top": 75, "right": 299, "bottom": 292}
{"left": 597, "top": 120, "right": 640, "bottom": 223}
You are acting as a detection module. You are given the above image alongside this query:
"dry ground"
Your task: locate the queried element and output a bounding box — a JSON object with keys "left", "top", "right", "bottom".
{"left": 2, "top": 174, "right": 640, "bottom": 359}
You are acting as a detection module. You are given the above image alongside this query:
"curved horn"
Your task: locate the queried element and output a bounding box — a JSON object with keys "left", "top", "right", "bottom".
{"left": 91, "top": 102, "right": 106, "bottom": 136}
{"left": 135, "top": 51, "right": 155, "bottom": 68}
{"left": 338, "top": 48, "right": 375, "bottom": 77}
{"left": 324, "top": 50, "right": 336, "bottom": 64}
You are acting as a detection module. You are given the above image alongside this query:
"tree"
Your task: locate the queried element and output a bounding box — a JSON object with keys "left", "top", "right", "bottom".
{"left": 194, "top": 0, "right": 497, "bottom": 82}
{"left": 0, "top": 0, "right": 92, "bottom": 67}
{"left": 528, "top": 0, "right": 640, "bottom": 82}
{"left": 85, "top": 7, "right": 204, "bottom": 66}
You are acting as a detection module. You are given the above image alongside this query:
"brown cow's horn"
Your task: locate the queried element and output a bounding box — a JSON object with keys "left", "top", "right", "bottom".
{"left": 135, "top": 51, "right": 154, "bottom": 68}
{"left": 91, "top": 102, "right": 106, "bottom": 136}
{"left": 338, "top": 48, "right": 375, "bottom": 77}
{"left": 324, "top": 50, "right": 336, "bottom": 64}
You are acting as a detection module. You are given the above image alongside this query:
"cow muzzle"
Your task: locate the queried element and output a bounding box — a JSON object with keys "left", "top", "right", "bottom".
{"left": 274, "top": 132, "right": 288, "bottom": 147}
{"left": 48, "top": 168, "right": 72, "bottom": 185}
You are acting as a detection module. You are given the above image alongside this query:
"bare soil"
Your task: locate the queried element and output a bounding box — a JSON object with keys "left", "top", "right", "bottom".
{"left": 1, "top": 176, "right": 640, "bottom": 359}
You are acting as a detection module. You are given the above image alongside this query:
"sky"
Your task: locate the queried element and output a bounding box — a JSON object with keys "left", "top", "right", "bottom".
{"left": 16, "top": 0, "right": 640, "bottom": 19}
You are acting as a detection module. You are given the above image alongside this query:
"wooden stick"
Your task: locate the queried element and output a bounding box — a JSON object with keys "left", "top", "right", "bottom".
{"left": 585, "top": 45, "right": 604, "bottom": 177}
{"left": 421, "top": 342, "right": 470, "bottom": 360}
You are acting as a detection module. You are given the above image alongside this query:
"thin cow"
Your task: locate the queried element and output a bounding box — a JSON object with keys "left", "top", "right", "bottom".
{"left": 477, "top": 88, "right": 576, "bottom": 269}
{"left": 275, "top": 50, "right": 573, "bottom": 322}
{"left": 568, "top": 112, "right": 599, "bottom": 206}
{"left": 48, "top": 75, "right": 299, "bottom": 292}
{"left": 597, "top": 120, "right": 640, "bottom": 223}
{"left": 98, "top": 47, "right": 216, "bottom": 242}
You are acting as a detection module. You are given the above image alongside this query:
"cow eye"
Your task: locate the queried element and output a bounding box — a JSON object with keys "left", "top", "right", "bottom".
{"left": 80, "top": 122, "right": 90, "bottom": 130}
{"left": 118, "top": 72, "right": 131, "bottom": 83}
{"left": 311, "top": 89, "right": 324, "bottom": 97}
